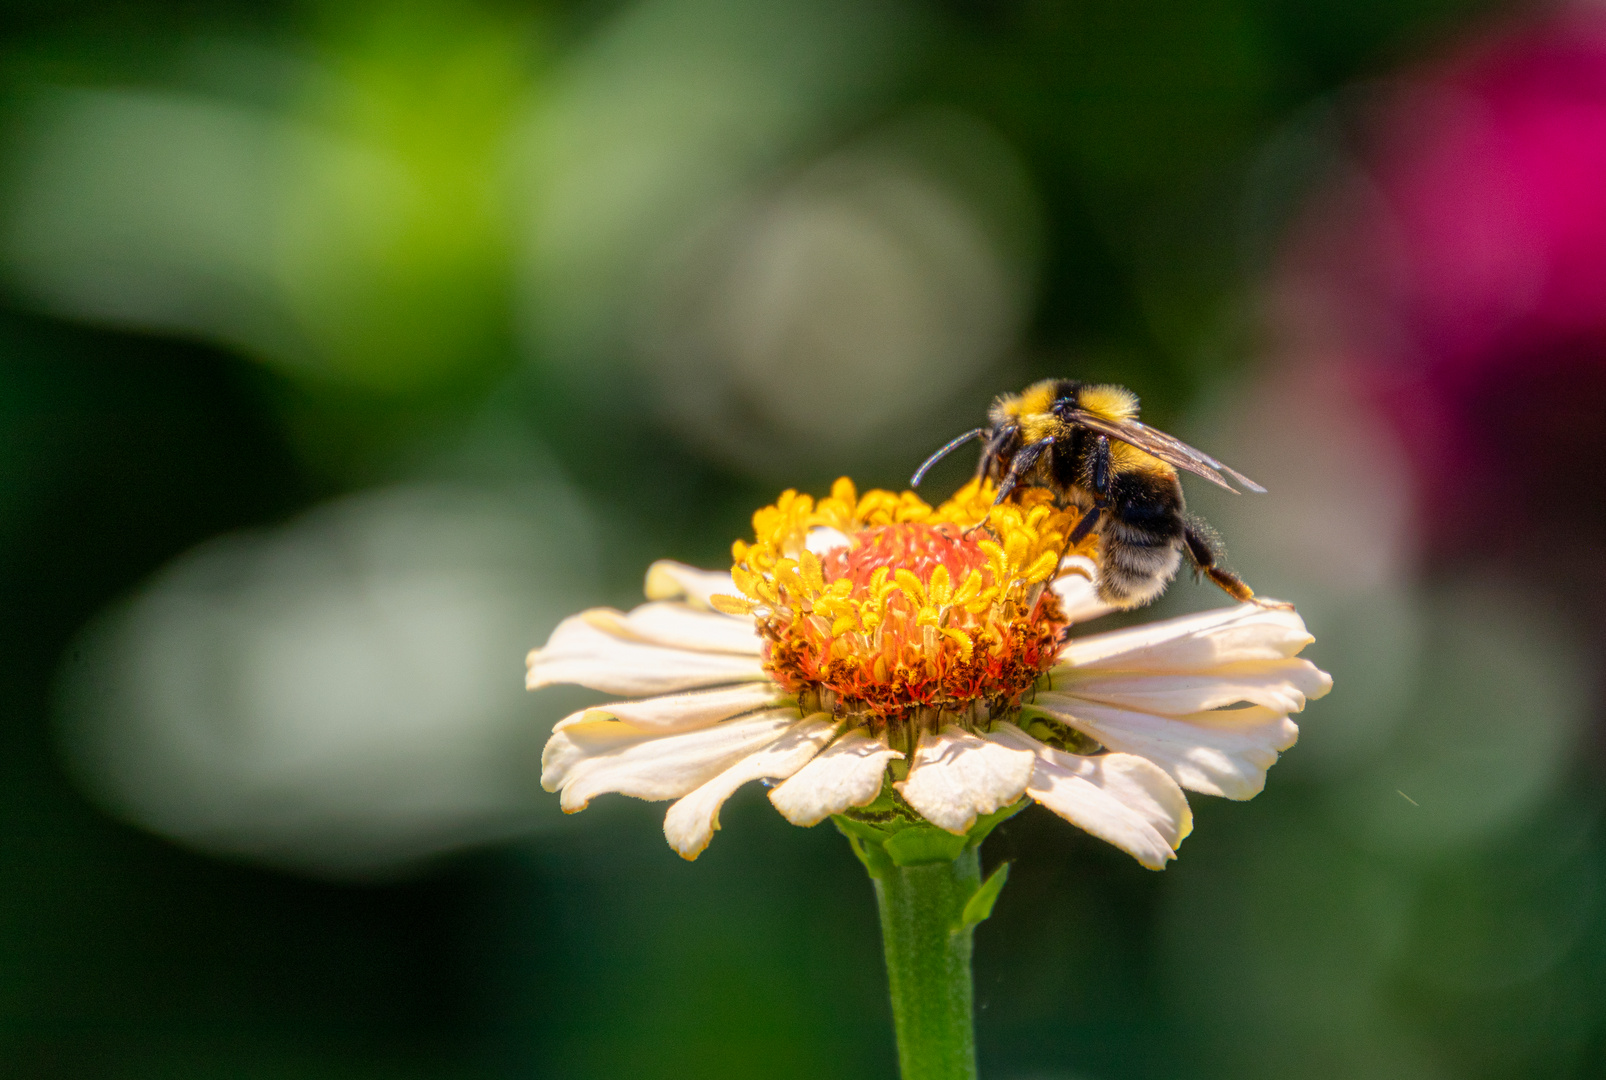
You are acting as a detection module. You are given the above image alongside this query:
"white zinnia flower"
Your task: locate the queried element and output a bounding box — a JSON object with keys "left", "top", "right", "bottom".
{"left": 531, "top": 479, "right": 1331, "bottom": 868}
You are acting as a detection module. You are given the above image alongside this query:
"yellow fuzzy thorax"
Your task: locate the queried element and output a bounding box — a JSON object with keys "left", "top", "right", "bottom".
{"left": 1005, "top": 381, "right": 1059, "bottom": 419}
{"left": 1077, "top": 383, "right": 1139, "bottom": 420}
{"left": 996, "top": 380, "right": 1144, "bottom": 445}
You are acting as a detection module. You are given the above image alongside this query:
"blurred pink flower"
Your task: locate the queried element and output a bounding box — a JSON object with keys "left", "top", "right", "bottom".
{"left": 1277, "top": 9, "right": 1606, "bottom": 555}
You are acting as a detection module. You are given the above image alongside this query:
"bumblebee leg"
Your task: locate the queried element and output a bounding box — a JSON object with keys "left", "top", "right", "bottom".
{"left": 993, "top": 438, "right": 1053, "bottom": 504}
{"left": 1181, "top": 522, "right": 1280, "bottom": 606}
{"left": 1062, "top": 435, "right": 1113, "bottom": 542}
{"left": 975, "top": 427, "right": 1014, "bottom": 483}
{"left": 1068, "top": 504, "right": 1101, "bottom": 545}
{"left": 1089, "top": 435, "right": 1112, "bottom": 500}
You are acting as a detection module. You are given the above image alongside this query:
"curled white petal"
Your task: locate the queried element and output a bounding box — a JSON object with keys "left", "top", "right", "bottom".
{"left": 1055, "top": 603, "right": 1315, "bottom": 674}
{"left": 663, "top": 715, "right": 837, "bottom": 859}
{"left": 541, "top": 708, "right": 803, "bottom": 812}
{"left": 894, "top": 726, "right": 1034, "bottom": 835}
{"left": 991, "top": 722, "right": 1191, "bottom": 870}
{"left": 1045, "top": 658, "right": 1331, "bottom": 715}
{"left": 553, "top": 682, "right": 786, "bottom": 735}
{"left": 583, "top": 601, "right": 760, "bottom": 655}
{"left": 1052, "top": 555, "right": 1117, "bottom": 625}
{"left": 768, "top": 728, "right": 902, "bottom": 827}
{"left": 527, "top": 613, "right": 765, "bottom": 694}
{"left": 644, "top": 560, "right": 739, "bottom": 611}
{"left": 1033, "top": 699, "right": 1298, "bottom": 800}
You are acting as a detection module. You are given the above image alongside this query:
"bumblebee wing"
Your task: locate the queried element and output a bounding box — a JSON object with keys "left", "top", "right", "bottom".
{"left": 1061, "top": 410, "right": 1267, "bottom": 494}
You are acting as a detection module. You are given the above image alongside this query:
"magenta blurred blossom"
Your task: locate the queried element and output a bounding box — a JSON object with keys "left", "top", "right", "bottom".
{"left": 1277, "top": 9, "right": 1606, "bottom": 552}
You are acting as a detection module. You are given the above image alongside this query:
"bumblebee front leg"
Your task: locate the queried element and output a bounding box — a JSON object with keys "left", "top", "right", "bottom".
{"left": 993, "top": 438, "right": 1054, "bottom": 504}
{"left": 1181, "top": 522, "right": 1289, "bottom": 608}
{"left": 976, "top": 427, "right": 1015, "bottom": 484}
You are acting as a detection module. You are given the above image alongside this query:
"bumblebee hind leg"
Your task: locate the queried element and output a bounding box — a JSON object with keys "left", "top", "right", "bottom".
{"left": 1181, "top": 521, "right": 1290, "bottom": 609}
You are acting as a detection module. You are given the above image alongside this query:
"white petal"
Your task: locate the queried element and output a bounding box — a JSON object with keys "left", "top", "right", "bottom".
{"left": 1056, "top": 603, "right": 1315, "bottom": 674}
{"left": 541, "top": 708, "right": 802, "bottom": 811}
{"left": 553, "top": 682, "right": 785, "bottom": 735}
{"left": 1033, "top": 698, "right": 1298, "bottom": 800}
{"left": 992, "top": 723, "right": 1191, "bottom": 870}
{"left": 527, "top": 613, "right": 766, "bottom": 694}
{"left": 768, "top": 728, "right": 903, "bottom": 827}
{"left": 583, "top": 601, "right": 761, "bottom": 655}
{"left": 663, "top": 714, "right": 837, "bottom": 859}
{"left": 893, "top": 726, "right": 1034, "bottom": 835}
{"left": 1044, "top": 658, "right": 1331, "bottom": 715}
{"left": 644, "top": 560, "right": 739, "bottom": 611}
{"left": 1052, "top": 555, "right": 1117, "bottom": 625}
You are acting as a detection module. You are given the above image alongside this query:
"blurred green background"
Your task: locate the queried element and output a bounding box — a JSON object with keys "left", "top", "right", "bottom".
{"left": 8, "top": 0, "right": 1606, "bottom": 1078}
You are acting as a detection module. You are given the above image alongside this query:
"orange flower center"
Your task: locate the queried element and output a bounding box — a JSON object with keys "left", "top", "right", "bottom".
{"left": 713, "top": 478, "right": 1094, "bottom": 727}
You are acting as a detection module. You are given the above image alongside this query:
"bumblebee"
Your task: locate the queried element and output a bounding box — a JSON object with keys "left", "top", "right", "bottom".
{"left": 913, "top": 378, "right": 1275, "bottom": 609}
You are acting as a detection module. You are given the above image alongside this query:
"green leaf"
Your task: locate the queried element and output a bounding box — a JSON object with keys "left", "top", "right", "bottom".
{"left": 956, "top": 862, "right": 1011, "bottom": 932}
{"left": 839, "top": 827, "right": 894, "bottom": 878}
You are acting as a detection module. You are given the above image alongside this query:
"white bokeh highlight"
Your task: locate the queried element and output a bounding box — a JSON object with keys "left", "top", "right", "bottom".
{"left": 56, "top": 481, "right": 599, "bottom": 878}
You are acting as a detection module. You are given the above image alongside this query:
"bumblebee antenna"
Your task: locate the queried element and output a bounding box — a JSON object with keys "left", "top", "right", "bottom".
{"left": 911, "top": 428, "right": 985, "bottom": 488}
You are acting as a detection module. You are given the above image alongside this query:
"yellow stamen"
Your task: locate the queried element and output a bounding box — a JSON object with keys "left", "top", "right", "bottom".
{"left": 725, "top": 477, "right": 1097, "bottom": 719}
{"left": 710, "top": 594, "right": 755, "bottom": 615}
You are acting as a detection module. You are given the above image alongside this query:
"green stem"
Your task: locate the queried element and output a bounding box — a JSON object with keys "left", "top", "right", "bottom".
{"left": 873, "top": 847, "right": 981, "bottom": 1080}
